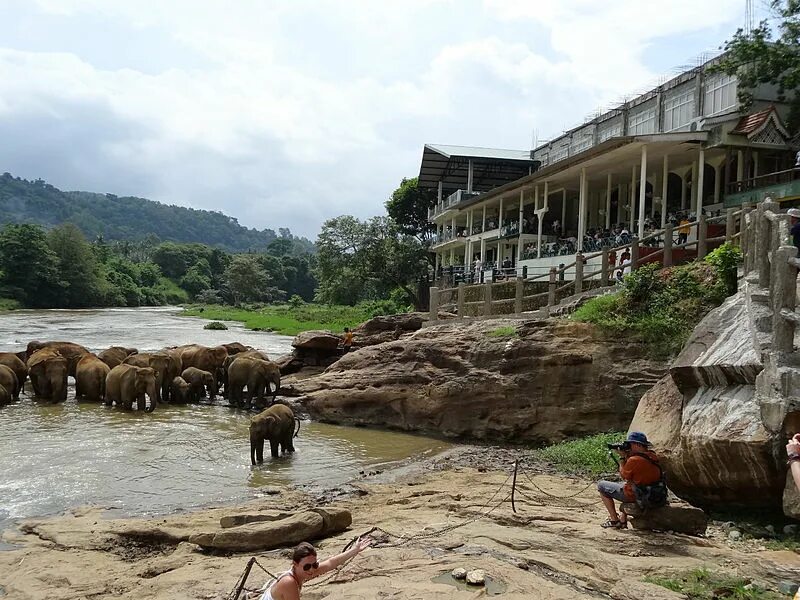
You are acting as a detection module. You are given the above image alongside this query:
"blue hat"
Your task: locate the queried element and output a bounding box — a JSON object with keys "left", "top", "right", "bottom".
{"left": 626, "top": 431, "right": 651, "bottom": 446}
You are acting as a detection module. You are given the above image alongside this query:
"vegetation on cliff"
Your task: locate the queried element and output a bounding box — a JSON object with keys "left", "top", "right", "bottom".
{"left": 573, "top": 244, "right": 742, "bottom": 358}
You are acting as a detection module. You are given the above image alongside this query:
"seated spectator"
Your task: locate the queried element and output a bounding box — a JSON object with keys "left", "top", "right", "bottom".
{"left": 597, "top": 432, "right": 666, "bottom": 529}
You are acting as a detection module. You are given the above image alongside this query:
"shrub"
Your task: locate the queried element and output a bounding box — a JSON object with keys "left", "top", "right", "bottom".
{"left": 645, "top": 568, "right": 783, "bottom": 599}
{"left": 487, "top": 326, "right": 517, "bottom": 338}
{"left": 534, "top": 432, "right": 623, "bottom": 477}
{"left": 705, "top": 242, "right": 742, "bottom": 296}
{"left": 288, "top": 294, "right": 305, "bottom": 308}
{"left": 203, "top": 321, "right": 228, "bottom": 330}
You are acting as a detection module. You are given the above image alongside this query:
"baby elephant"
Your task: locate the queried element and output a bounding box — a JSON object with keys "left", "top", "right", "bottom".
{"left": 249, "top": 403, "right": 301, "bottom": 464}
{"left": 181, "top": 367, "right": 217, "bottom": 402}
{"left": 170, "top": 376, "right": 192, "bottom": 404}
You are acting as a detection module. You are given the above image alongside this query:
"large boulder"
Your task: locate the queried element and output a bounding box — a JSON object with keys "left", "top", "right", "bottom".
{"left": 292, "top": 330, "right": 341, "bottom": 351}
{"left": 620, "top": 501, "right": 708, "bottom": 535}
{"left": 287, "top": 318, "right": 668, "bottom": 444}
{"left": 353, "top": 313, "right": 426, "bottom": 348}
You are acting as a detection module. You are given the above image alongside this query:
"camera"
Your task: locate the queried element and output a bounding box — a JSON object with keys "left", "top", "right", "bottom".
{"left": 607, "top": 442, "right": 631, "bottom": 451}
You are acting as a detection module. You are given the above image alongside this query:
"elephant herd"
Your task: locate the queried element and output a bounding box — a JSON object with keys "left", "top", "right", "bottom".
{"left": 0, "top": 340, "right": 283, "bottom": 412}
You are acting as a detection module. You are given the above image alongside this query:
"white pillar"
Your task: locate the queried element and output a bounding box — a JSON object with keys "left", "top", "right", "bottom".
{"left": 680, "top": 173, "right": 687, "bottom": 210}
{"left": 480, "top": 238, "right": 486, "bottom": 262}
{"left": 435, "top": 251, "right": 440, "bottom": 272}
{"left": 638, "top": 145, "right": 648, "bottom": 238}
{"left": 482, "top": 205, "right": 487, "bottom": 232}
{"left": 617, "top": 183, "right": 624, "bottom": 225}
{"left": 449, "top": 247, "right": 454, "bottom": 265}
{"left": 467, "top": 160, "right": 474, "bottom": 193}
{"left": 499, "top": 197, "right": 504, "bottom": 232}
{"left": 696, "top": 149, "right": 705, "bottom": 215}
{"left": 650, "top": 174, "right": 656, "bottom": 219}
{"left": 538, "top": 181, "right": 548, "bottom": 259}
{"left": 437, "top": 180, "right": 443, "bottom": 205}
{"left": 661, "top": 155, "right": 669, "bottom": 228}
{"left": 736, "top": 149, "right": 744, "bottom": 181}
{"left": 629, "top": 164, "right": 637, "bottom": 231}
{"left": 690, "top": 159, "right": 698, "bottom": 214}
{"left": 605, "top": 173, "right": 612, "bottom": 229}
{"left": 713, "top": 164, "right": 722, "bottom": 206}
{"left": 578, "top": 167, "right": 587, "bottom": 251}
{"left": 517, "top": 188, "right": 526, "bottom": 263}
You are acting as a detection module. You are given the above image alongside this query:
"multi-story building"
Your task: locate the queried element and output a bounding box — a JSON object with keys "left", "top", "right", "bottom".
{"left": 419, "top": 54, "right": 798, "bottom": 281}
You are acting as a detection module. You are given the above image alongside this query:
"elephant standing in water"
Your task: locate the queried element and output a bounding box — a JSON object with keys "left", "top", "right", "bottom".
{"left": 169, "top": 376, "right": 192, "bottom": 404}
{"left": 26, "top": 341, "right": 89, "bottom": 378}
{"left": 27, "top": 349, "right": 68, "bottom": 403}
{"left": 0, "top": 365, "right": 19, "bottom": 404}
{"left": 0, "top": 383, "right": 10, "bottom": 406}
{"left": 0, "top": 352, "right": 27, "bottom": 398}
{"left": 106, "top": 364, "right": 158, "bottom": 411}
{"left": 75, "top": 354, "right": 111, "bottom": 403}
{"left": 221, "top": 349, "right": 268, "bottom": 397}
{"left": 228, "top": 356, "right": 280, "bottom": 408}
{"left": 181, "top": 367, "right": 217, "bottom": 401}
{"left": 249, "top": 403, "right": 300, "bottom": 464}
{"left": 98, "top": 346, "right": 137, "bottom": 369}
{"left": 124, "top": 352, "right": 173, "bottom": 404}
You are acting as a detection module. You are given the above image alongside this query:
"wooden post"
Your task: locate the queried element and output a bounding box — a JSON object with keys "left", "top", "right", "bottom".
{"left": 457, "top": 282, "right": 465, "bottom": 318}
{"left": 697, "top": 214, "right": 708, "bottom": 259}
{"left": 483, "top": 282, "right": 492, "bottom": 317}
{"left": 429, "top": 287, "right": 439, "bottom": 321}
{"left": 601, "top": 247, "right": 609, "bottom": 286}
{"left": 548, "top": 268, "right": 556, "bottom": 306}
{"left": 773, "top": 245, "right": 798, "bottom": 353}
{"left": 725, "top": 208, "right": 735, "bottom": 242}
{"left": 663, "top": 225, "right": 673, "bottom": 267}
{"left": 514, "top": 277, "right": 524, "bottom": 315}
{"left": 630, "top": 238, "right": 640, "bottom": 272}
{"left": 574, "top": 253, "right": 584, "bottom": 294}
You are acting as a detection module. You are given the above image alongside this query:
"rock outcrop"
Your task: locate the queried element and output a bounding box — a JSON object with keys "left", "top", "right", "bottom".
{"left": 352, "top": 312, "right": 426, "bottom": 347}
{"left": 620, "top": 501, "right": 708, "bottom": 535}
{"left": 630, "top": 287, "right": 800, "bottom": 515}
{"left": 286, "top": 318, "right": 667, "bottom": 443}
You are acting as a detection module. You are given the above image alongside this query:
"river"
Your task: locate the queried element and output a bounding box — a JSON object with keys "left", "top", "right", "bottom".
{"left": 0, "top": 307, "right": 450, "bottom": 538}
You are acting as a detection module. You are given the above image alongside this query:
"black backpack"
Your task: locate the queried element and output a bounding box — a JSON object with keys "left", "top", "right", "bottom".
{"left": 630, "top": 453, "right": 668, "bottom": 509}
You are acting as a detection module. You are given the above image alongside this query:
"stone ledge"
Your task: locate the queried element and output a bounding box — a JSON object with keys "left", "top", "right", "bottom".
{"left": 620, "top": 502, "right": 708, "bottom": 536}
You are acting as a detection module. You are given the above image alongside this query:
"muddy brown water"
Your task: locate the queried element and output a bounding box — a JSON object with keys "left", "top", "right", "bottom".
{"left": 0, "top": 307, "right": 450, "bottom": 537}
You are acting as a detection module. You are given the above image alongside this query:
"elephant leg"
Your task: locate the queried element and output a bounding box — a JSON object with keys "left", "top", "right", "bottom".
{"left": 137, "top": 393, "right": 146, "bottom": 411}
{"left": 257, "top": 437, "right": 265, "bottom": 463}
{"left": 269, "top": 438, "right": 279, "bottom": 458}
{"left": 285, "top": 436, "right": 295, "bottom": 453}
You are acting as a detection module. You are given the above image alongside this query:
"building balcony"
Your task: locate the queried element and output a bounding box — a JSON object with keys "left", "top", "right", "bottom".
{"left": 428, "top": 189, "right": 481, "bottom": 220}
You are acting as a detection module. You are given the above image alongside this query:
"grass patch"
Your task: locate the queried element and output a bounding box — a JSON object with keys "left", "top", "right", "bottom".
{"left": 203, "top": 321, "right": 228, "bottom": 330}
{"left": 487, "top": 326, "right": 517, "bottom": 338}
{"left": 645, "top": 567, "right": 784, "bottom": 599}
{"left": 572, "top": 244, "right": 741, "bottom": 359}
{"left": 182, "top": 302, "right": 397, "bottom": 336}
{"left": 0, "top": 297, "right": 20, "bottom": 311}
{"left": 155, "top": 277, "right": 190, "bottom": 304}
{"left": 533, "top": 432, "right": 624, "bottom": 477}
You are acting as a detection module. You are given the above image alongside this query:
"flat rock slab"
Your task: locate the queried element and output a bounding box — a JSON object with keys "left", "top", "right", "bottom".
{"left": 219, "top": 511, "right": 295, "bottom": 529}
{"left": 621, "top": 502, "right": 708, "bottom": 536}
{"left": 611, "top": 580, "right": 687, "bottom": 600}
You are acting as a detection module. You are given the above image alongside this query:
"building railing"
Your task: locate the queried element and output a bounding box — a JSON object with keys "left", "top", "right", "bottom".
{"left": 430, "top": 207, "right": 742, "bottom": 320}
{"left": 428, "top": 189, "right": 482, "bottom": 219}
{"left": 726, "top": 167, "right": 800, "bottom": 195}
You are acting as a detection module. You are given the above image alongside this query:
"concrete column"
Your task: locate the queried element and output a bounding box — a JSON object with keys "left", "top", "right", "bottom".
{"left": 736, "top": 149, "right": 744, "bottom": 181}
{"left": 713, "top": 164, "right": 722, "bottom": 205}
{"left": 480, "top": 238, "right": 486, "bottom": 263}
{"left": 499, "top": 197, "right": 504, "bottom": 231}
{"left": 605, "top": 173, "right": 612, "bottom": 230}
{"left": 629, "top": 164, "right": 637, "bottom": 232}
{"left": 617, "top": 183, "right": 624, "bottom": 224}
{"left": 449, "top": 247, "right": 454, "bottom": 265}
{"left": 538, "top": 181, "right": 549, "bottom": 259}
{"left": 680, "top": 173, "right": 687, "bottom": 210}
{"left": 661, "top": 154, "right": 669, "bottom": 228}
{"left": 650, "top": 174, "right": 656, "bottom": 219}
{"left": 696, "top": 149, "right": 705, "bottom": 215}
{"left": 638, "top": 146, "right": 648, "bottom": 238}
{"left": 434, "top": 251, "right": 440, "bottom": 272}
{"left": 517, "top": 188, "right": 525, "bottom": 264}
{"left": 467, "top": 159, "right": 474, "bottom": 193}
{"left": 690, "top": 159, "right": 698, "bottom": 214}
{"left": 482, "top": 205, "right": 487, "bottom": 232}
{"left": 561, "top": 189, "right": 567, "bottom": 231}
{"left": 578, "top": 168, "right": 587, "bottom": 251}
{"left": 437, "top": 180, "right": 443, "bottom": 204}
{"left": 463, "top": 239, "right": 469, "bottom": 265}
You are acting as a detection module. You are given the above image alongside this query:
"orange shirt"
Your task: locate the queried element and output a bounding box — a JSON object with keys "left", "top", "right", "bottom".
{"left": 619, "top": 451, "right": 662, "bottom": 501}
{"left": 678, "top": 220, "right": 690, "bottom": 234}
{"left": 343, "top": 332, "right": 353, "bottom": 346}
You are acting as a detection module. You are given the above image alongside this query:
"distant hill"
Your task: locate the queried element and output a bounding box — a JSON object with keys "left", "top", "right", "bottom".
{"left": 0, "top": 173, "right": 314, "bottom": 253}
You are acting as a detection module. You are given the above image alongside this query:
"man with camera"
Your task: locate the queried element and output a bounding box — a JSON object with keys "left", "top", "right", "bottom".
{"left": 597, "top": 431, "right": 665, "bottom": 529}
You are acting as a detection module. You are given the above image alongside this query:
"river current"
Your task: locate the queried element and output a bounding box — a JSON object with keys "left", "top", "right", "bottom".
{"left": 0, "top": 307, "right": 449, "bottom": 536}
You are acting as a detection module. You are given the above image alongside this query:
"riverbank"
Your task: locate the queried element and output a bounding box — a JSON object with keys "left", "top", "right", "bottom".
{"left": 182, "top": 302, "right": 403, "bottom": 336}
{"left": 2, "top": 444, "right": 797, "bottom": 600}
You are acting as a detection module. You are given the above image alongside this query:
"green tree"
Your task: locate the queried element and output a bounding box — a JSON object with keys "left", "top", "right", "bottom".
{"left": 267, "top": 238, "right": 293, "bottom": 257}
{"left": 0, "top": 224, "right": 65, "bottom": 307}
{"left": 181, "top": 263, "right": 213, "bottom": 297}
{"left": 48, "top": 224, "right": 105, "bottom": 307}
{"left": 151, "top": 242, "right": 189, "bottom": 278}
{"left": 385, "top": 177, "right": 436, "bottom": 240}
{"left": 716, "top": 1, "right": 800, "bottom": 133}
{"left": 224, "top": 255, "right": 271, "bottom": 304}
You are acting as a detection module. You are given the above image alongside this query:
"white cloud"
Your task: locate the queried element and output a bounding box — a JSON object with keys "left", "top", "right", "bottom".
{"left": 0, "top": 1, "right": 743, "bottom": 237}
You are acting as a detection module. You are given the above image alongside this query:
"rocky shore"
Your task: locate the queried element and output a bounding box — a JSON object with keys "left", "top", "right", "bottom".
{"left": 2, "top": 445, "right": 798, "bottom": 600}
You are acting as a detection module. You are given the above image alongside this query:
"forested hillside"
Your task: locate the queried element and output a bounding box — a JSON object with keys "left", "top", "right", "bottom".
{"left": 0, "top": 173, "right": 313, "bottom": 253}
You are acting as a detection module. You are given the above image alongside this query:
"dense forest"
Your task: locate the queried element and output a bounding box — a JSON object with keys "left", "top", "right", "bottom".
{"left": 0, "top": 173, "right": 314, "bottom": 254}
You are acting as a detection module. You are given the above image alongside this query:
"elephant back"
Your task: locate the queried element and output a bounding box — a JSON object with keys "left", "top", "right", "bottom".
{"left": 27, "top": 348, "right": 66, "bottom": 370}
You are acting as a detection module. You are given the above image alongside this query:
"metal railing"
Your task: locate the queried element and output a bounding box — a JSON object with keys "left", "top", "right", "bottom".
{"left": 429, "top": 189, "right": 481, "bottom": 219}
{"left": 726, "top": 167, "right": 800, "bottom": 195}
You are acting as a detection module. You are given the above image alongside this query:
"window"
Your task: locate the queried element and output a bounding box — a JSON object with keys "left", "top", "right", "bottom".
{"left": 629, "top": 106, "right": 656, "bottom": 135}
{"left": 570, "top": 134, "right": 593, "bottom": 155}
{"left": 551, "top": 144, "right": 569, "bottom": 163}
{"left": 704, "top": 73, "right": 737, "bottom": 116}
{"left": 598, "top": 122, "right": 622, "bottom": 142}
{"left": 663, "top": 89, "right": 695, "bottom": 131}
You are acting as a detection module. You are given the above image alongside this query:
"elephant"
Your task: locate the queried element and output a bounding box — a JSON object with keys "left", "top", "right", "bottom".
{"left": 26, "top": 341, "right": 89, "bottom": 377}
{"left": 75, "top": 354, "right": 111, "bottom": 403}
{"left": 98, "top": 346, "right": 138, "bottom": 369}
{"left": 158, "top": 348, "right": 183, "bottom": 402}
{"left": 106, "top": 364, "right": 158, "bottom": 411}
{"left": 27, "top": 349, "right": 68, "bottom": 403}
{"left": 221, "top": 349, "right": 269, "bottom": 397}
{"left": 124, "top": 352, "right": 172, "bottom": 404}
{"left": 169, "top": 376, "right": 192, "bottom": 404}
{"left": 222, "top": 342, "right": 249, "bottom": 355}
{"left": 228, "top": 356, "right": 280, "bottom": 409}
{"left": 181, "top": 367, "right": 217, "bottom": 402}
{"left": 179, "top": 344, "right": 228, "bottom": 376}
{"left": 249, "top": 403, "right": 300, "bottom": 464}
{"left": 0, "top": 365, "right": 19, "bottom": 404}
{"left": 0, "top": 352, "right": 28, "bottom": 398}
{"left": 0, "top": 383, "right": 10, "bottom": 406}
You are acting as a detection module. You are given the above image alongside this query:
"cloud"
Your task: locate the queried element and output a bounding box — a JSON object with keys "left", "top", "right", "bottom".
{"left": 0, "top": 1, "right": 743, "bottom": 237}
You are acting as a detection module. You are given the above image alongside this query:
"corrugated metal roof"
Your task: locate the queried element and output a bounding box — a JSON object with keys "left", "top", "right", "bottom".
{"left": 425, "top": 144, "right": 534, "bottom": 161}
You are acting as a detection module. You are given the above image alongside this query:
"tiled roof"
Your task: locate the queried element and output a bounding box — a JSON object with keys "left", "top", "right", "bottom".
{"left": 731, "top": 106, "right": 777, "bottom": 135}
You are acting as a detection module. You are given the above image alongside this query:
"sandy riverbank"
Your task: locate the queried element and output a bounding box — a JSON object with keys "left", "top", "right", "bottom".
{"left": 1, "top": 446, "right": 798, "bottom": 599}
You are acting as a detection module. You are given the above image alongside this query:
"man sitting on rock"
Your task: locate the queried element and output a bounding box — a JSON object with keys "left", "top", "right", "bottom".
{"left": 597, "top": 431, "right": 664, "bottom": 529}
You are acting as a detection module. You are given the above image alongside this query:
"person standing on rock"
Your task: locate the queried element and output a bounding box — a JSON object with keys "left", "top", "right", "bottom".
{"left": 260, "top": 538, "right": 372, "bottom": 600}
{"left": 342, "top": 328, "right": 354, "bottom": 352}
{"left": 788, "top": 433, "right": 800, "bottom": 492}
{"left": 597, "top": 432, "right": 664, "bottom": 529}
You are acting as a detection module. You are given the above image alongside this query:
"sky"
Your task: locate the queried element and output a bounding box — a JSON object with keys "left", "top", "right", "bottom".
{"left": 0, "top": 0, "right": 750, "bottom": 238}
